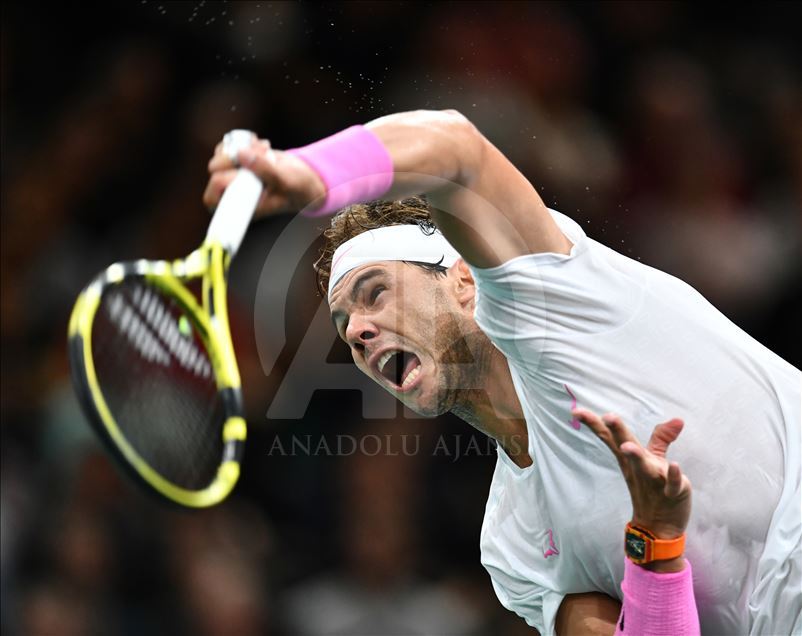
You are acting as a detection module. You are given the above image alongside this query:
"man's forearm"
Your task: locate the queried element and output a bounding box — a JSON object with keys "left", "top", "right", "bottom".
{"left": 365, "top": 109, "right": 485, "bottom": 199}
{"left": 288, "top": 109, "right": 569, "bottom": 266}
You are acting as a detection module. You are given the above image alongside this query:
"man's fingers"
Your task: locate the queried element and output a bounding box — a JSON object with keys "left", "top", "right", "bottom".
{"left": 202, "top": 169, "right": 239, "bottom": 210}
{"left": 664, "top": 461, "right": 688, "bottom": 498}
{"left": 602, "top": 413, "right": 640, "bottom": 450}
{"left": 646, "top": 418, "right": 684, "bottom": 457}
{"left": 257, "top": 138, "right": 272, "bottom": 155}
{"left": 208, "top": 138, "right": 271, "bottom": 173}
{"left": 208, "top": 148, "right": 236, "bottom": 172}
{"left": 237, "top": 145, "right": 278, "bottom": 179}
{"left": 572, "top": 408, "right": 605, "bottom": 433}
{"left": 205, "top": 137, "right": 278, "bottom": 210}
{"left": 620, "top": 440, "right": 664, "bottom": 482}
{"left": 573, "top": 408, "right": 620, "bottom": 456}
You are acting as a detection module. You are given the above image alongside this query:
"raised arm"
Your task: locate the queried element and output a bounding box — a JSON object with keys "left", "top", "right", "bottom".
{"left": 203, "top": 110, "right": 571, "bottom": 267}
{"left": 365, "top": 110, "right": 572, "bottom": 266}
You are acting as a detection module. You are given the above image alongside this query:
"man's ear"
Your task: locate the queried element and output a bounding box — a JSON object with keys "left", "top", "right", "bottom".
{"left": 451, "top": 259, "right": 476, "bottom": 309}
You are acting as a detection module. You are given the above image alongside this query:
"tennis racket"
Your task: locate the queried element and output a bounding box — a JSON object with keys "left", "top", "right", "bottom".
{"left": 68, "top": 130, "right": 263, "bottom": 508}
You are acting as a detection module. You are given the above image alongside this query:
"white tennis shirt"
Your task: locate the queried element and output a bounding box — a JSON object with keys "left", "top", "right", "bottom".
{"left": 470, "top": 210, "right": 801, "bottom": 635}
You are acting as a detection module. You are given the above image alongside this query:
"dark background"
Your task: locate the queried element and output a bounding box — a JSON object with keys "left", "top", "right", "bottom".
{"left": 1, "top": 2, "right": 800, "bottom": 635}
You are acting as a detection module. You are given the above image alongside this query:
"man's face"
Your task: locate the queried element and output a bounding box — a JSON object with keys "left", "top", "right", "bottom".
{"left": 329, "top": 261, "right": 478, "bottom": 417}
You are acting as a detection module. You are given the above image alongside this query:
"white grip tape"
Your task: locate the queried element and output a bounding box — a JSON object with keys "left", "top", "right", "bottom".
{"left": 206, "top": 129, "right": 264, "bottom": 256}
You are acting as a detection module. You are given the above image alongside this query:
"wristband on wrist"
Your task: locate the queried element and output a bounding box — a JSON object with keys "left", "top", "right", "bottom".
{"left": 624, "top": 522, "right": 685, "bottom": 565}
{"left": 614, "top": 558, "right": 700, "bottom": 635}
{"left": 287, "top": 125, "right": 394, "bottom": 217}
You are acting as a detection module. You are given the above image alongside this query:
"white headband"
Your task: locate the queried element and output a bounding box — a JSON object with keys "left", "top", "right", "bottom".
{"left": 328, "top": 224, "right": 461, "bottom": 299}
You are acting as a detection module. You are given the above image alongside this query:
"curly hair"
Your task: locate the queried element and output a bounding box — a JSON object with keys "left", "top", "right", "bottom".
{"left": 313, "top": 195, "right": 448, "bottom": 297}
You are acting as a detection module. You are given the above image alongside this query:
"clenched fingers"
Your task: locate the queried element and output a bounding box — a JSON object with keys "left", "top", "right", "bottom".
{"left": 235, "top": 144, "right": 278, "bottom": 180}
{"left": 203, "top": 169, "right": 238, "bottom": 211}
{"left": 208, "top": 138, "right": 271, "bottom": 172}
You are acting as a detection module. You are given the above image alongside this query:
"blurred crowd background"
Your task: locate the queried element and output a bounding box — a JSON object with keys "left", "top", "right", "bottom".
{"left": 1, "top": 1, "right": 800, "bottom": 635}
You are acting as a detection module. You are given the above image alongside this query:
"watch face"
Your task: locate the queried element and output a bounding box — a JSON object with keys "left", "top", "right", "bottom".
{"left": 626, "top": 533, "right": 646, "bottom": 560}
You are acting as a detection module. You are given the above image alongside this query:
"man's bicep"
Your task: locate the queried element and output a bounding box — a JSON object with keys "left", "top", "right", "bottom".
{"left": 367, "top": 110, "right": 568, "bottom": 267}
{"left": 555, "top": 592, "right": 621, "bottom": 636}
{"left": 428, "top": 132, "right": 572, "bottom": 268}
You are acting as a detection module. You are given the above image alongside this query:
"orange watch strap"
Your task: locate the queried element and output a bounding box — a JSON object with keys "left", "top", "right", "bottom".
{"left": 626, "top": 522, "right": 686, "bottom": 562}
{"left": 652, "top": 532, "right": 686, "bottom": 560}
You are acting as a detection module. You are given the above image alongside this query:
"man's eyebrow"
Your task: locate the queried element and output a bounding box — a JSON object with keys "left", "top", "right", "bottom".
{"left": 349, "top": 269, "right": 384, "bottom": 303}
{"left": 329, "top": 268, "right": 385, "bottom": 331}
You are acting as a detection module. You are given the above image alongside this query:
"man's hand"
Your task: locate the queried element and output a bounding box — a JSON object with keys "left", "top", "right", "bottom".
{"left": 572, "top": 409, "right": 692, "bottom": 572}
{"left": 203, "top": 138, "right": 326, "bottom": 216}
{"left": 204, "top": 111, "right": 571, "bottom": 265}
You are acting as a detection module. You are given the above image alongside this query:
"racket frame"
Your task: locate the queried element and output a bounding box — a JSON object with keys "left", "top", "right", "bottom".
{"left": 68, "top": 242, "right": 246, "bottom": 508}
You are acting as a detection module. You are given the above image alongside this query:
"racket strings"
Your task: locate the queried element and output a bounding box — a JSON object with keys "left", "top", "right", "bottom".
{"left": 92, "top": 279, "right": 225, "bottom": 490}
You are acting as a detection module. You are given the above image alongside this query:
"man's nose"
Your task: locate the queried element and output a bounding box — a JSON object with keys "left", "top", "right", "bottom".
{"left": 346, "top": 314, "right": 377, "bottom": 353}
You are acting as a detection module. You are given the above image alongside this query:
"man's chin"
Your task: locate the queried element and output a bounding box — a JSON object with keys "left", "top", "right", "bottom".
{"left": 399, "top": 389, "right": 450, "bottom": 418}
{"left": 402, "top": 401, "right": 440, "bottom": 418}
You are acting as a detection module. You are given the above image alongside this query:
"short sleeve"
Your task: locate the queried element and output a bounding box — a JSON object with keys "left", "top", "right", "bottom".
{"left": 486, "top": 564, "right": 566, "bottom": 635}
{"left": 469, "top": 209, "right": 642, "bottom": 371}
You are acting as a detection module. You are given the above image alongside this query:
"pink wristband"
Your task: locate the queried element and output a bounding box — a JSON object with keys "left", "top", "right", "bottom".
{"left": 287, "top": 125, "right": 394, "bottom": 217}
{"left": 615, "top": 559, "right": 700, "bottom": 636}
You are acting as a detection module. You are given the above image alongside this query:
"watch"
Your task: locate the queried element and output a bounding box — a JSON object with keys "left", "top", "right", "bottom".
{"left": 624, "top": 522, "right": 686, "bottom": 565}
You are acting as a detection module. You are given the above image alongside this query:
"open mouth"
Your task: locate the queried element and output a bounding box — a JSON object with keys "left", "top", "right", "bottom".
{"left": 377, "top": 349, "right": 422, "bottom": 391}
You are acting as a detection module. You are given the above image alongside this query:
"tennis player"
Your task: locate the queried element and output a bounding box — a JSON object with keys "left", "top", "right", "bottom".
{"left": 204, "top": 110, "right": 801, "bottom": 635}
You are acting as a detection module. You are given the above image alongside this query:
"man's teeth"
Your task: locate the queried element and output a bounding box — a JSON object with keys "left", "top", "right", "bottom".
{"left": 401, "top": 361, "right": 421, "bottom": 389}
{"left": 378, "top": 350, "right": 396, "bottom": 373}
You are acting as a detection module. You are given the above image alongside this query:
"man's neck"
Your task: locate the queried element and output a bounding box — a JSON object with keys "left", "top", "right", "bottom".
{"left": 452, "top": 346, "right": 532, "bottom": 469}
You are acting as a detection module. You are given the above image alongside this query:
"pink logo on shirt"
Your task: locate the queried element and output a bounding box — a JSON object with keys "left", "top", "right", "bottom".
{"left": 543, "top": 528, "right": 560, "bottom": 558}
{"left": 564, "top": 384, "right": 581, "bottom": 430}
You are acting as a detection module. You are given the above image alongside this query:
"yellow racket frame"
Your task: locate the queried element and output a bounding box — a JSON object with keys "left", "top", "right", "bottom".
{"left": 68, "top": 241, "right": 246, "bottom": 508}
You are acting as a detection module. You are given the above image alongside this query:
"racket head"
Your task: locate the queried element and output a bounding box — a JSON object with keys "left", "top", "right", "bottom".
{"left": 67, "top": 245, "right": 245, "bottom": 508}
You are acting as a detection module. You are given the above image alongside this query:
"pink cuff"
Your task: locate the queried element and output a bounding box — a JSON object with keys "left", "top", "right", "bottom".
{"left": 287, "top": 125, "right": 394, "bottom": 217}
{"left": 615, "top": 559, "right": 700, "bottom": 636}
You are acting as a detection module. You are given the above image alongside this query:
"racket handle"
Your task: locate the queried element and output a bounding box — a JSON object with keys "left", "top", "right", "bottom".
{"left": 206, "top": 129, "right": 264, "bottom": 257}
